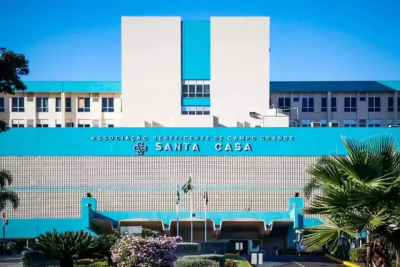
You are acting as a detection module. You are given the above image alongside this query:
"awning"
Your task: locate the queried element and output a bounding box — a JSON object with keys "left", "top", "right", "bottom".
{"left": 91, "top": 219, "right": 114, "bottom": 234}
{"left": 219, "top": 219, "right": 268, "bottom": 239}
{"left": 118, "top": 218, "right": 166, "bottom": 233}
{"left": 267, "top": 220, "right": 294, "bottom": 234}
{"left": 169, "top": 218, "right": 216, "bottom": 235}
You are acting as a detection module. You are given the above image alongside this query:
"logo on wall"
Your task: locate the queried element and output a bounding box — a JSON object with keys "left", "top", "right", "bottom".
{"left": 134, "top": 142, "right": 148, "bottom": 155}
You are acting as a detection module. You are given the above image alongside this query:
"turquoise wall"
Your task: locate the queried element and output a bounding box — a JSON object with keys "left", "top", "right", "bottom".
{"left": 181, "top": 21, "right": 211, "bottom": 80}
{"left": 23, "top": 81, "right": 121, "bottom": 93}
{"left": 0, "top": 128, "right": 399, "bottom": 156}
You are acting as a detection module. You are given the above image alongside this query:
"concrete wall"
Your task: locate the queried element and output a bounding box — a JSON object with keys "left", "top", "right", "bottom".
{"left": 211, "top": 17, "right": 270, "bottom": 127}
{"left": 121, "top": 16, "right": 182, "bottom": 127}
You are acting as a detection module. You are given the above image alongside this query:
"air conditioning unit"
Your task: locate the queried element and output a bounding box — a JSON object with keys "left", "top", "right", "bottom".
{"left": 92, "top": 93, "right": 100, "bottom": 102}
{"left": 329, "top": 122, "right": 340, "bottom": 127}
{"left": 389, "top": 125, "right": 399, "bottom": 128}
{"left": 311, "top": 122, "right": 321, "bottom": 127}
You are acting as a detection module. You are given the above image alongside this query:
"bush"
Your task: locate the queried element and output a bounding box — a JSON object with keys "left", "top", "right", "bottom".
{"left": 75, "top": 261, "right": 108, "bottom": 267}
{"left": 225, "top": 260, "right": 239, "bottom": 267}
{"left": 21, "top": 250, "right": 58, "bottom": 267}
{"left": 200, "top": 241, "right": 227, "bottom": 255}
{"left": 349, "top": 248, "right": 367, "bottom": 263}
{"left": 93, "top": 231, "right": 120, "bottom": 260}
{"left": 175, "top": 243, "right": 199, "bottom": 256}
{"left": 183, "top": 254, "right": 225, "bottom": 267}
{"left": 111, "top": 233, "right": 182, "bottom": 266}
{"left": 175, "top": 258, "right": 220, "bottom": 267}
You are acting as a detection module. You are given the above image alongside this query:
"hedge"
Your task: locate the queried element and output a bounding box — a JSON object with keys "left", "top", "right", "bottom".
{"left": 175, "top": 243, "right": 199, "bottom": 256}
{"left": 21, "top": 250, "right": 58, "bottom": 267}
{"left": 183, "top": 254, "right": 225, "bottom": 267}
{"left": 200, "top": 241, "right": 227, "bottom": 255}
{"left": 349, "top": 248, "right": 367, "bottom": 263}
{"left": 175, "top": 258, "right": 220, "bottom": 267}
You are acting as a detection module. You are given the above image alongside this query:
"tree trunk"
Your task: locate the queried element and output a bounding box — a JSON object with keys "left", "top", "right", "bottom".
{"left": 59, "top": 258, "right": 74, "bottom": 267}
{"left": 366, "top": 231, "right": 371, "bottom": 267}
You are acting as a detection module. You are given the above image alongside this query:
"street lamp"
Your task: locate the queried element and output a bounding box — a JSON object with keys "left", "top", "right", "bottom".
{"left": 2, "top": 213, "right": 8, "bottom": 254}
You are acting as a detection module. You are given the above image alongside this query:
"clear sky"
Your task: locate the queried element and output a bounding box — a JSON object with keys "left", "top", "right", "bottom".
{"left": 1, "top": 0, "right": 399, "bottom": 81}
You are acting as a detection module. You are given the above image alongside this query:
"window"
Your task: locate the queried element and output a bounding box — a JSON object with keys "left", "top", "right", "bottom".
{"left": 65, "top": 119, "right": 74, "bottom": 128}
{"left": 387, "top": 119, "right": 394, "bottom": 127}
{"left": 196, "top": 84, "right": 203, "bottom": 97}
{"left": 301, "top": 120, "right": 312, "bottom": 127}
{"left": 301, "top": 97, "right": 314, "bottom": 112}
{"left": 204, "top": 85, "right": 210, "bottom": 97}
{"left": 188, "top": 85, "right": 196, "bottom": 98}
{"left": 102, "top": 98, "right": 114, "bottom": 112}
{"left": 181, "top": 106, "right": 210, "bottom": 115}
{"left": 321, "top": 119, "right": 328, "bottom": 127}
{"left": 359, "top": 119, "right": 366, "bottom": 127}
{"left": 278, "top": 97, "right": 291, "bottom": 110}
{"left": 12, "top": 97, "right": 24, "bottom": 112}
{"left": 12, "top": 119, "right": 24, "bottom": 128}
{"left": 344, "top": 119, "right": 357, "bottom": 127}
{"left": 36, "top": 97, "right": 49, "bottom": 112}
{"left": 65, "top": 97, "right": 72, "bottom": 112}
{"left": 331, "top": 97, "right": 337, "bottom": 112}
{"left": 0, "top": 98, "right": 4, "bottom": 112}
{"left": 182, "top": 84, "right": 188, "bottom": 98}
{"left": 344, "top": 96, "right": 357, "bottom": 112}
{"left": 360, "top": 96, "right": 366, "bottom": 101}
{"left": 293, "top": 97, "right": 299, "bottom": 102}
{"left": 56, "top": 97, "right": 61, "bottom": 112}
{"left": 388, "top": 97, "right": 394, "bottom": 112}
{"left": 56, "top": 119, "right": 62, "bottom": 128}
{"left": 397, "top": 97, "right": 400, "bottom": 112}
{"left": 321, "top": 97, "right": 327, "bottom": 112}
{"left": 102, "top": 119, "right": 114, "bottom": 127}
{"left": 36, "top": 119, "right": 49, "bottom": 127}
{"left": 78, "top": 97, "right": 90, "bottom": 112}
{"left": 368, "top": 119, "right": 381, "bottom": 127}
{"left": 368, "top": 96, "right": 381, "bottom": 112}
{"left": 78, "top": 119, "right": 90, "bottom": 127}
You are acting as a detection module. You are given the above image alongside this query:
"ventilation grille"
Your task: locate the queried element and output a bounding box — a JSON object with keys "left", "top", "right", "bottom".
{"left": 26, "top": 93, "right": 34, "bottom": 102}
{"left": 92, "top": 93, "right": 100, "bottom": 102}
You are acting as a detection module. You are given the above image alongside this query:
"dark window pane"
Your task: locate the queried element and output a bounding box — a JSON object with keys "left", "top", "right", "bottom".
{"left": 375, "top": 97, "right": 381, "bottom": 107}
{"left": 102, "top": 98, "right": 107, "bottom": 107}
{"left": 108, "top": 98, "right": 114, "bottom": 107}
{"left": 285, "top": 98, "right": 290, "bottom": 107}
{"left": 19, "top": 98, "right": 24, "bottom": 107}
{"left": 85, "top": 98, "right": 90, "bottom": 107}
{"left": 389, "top": 97, "right": 394, "bottom": 107}
{"left": 309, "top": 98, "right": 314, "bottom": 107}
{"left": 368, "top": 97, "right": 374, "bottom": 107}
{"left": 344, "top": 98, "right": 350, "bottom": 107}
{"left": 182, "top": 85, "right": 188, "bottom": 93}
{"left": 351, "top": 97, "right": 356, "bottom": 107}
{"left": 302, "top": 98, "right": 307, "bottom": 107}
{"left": 278, "top": 98, "right": 284, "bottom": 107}
{"left": 321, "top": 97, "right": 327, "bottom": 107}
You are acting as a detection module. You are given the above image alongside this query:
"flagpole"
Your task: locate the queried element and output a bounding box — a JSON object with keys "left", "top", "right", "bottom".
{"left": 190, "top": 174, "right": 193, "bottom": 243}
{"left": 204, "top": 192, "right": 207, "bottom": 242}
{"left": 176, "top": 183, "right": 179, "bottom": 237}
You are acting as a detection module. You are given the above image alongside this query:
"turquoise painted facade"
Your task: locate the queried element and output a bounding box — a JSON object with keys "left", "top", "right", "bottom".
{"left": 181, "top": 98, "right": 211, "bottom": 106}
{"left": 181, "top": 21, "right": 211, "bottom": 80}
{"left": 0, "top": 127, "right": 399, "bottom": 156}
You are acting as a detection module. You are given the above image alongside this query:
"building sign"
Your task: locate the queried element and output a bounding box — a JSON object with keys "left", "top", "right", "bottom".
{"left": 91, "top": 134, "right": 295, "bottom": 155}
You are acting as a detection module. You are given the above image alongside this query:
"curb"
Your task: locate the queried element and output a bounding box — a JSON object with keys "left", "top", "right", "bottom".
{"left": 325, "top": 253, "right": 360, "bottom": 267}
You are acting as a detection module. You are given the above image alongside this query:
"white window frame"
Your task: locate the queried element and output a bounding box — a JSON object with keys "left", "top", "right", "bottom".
{"left": 12, "top": 119, "right": 24, "bottom": 128}
{"left": 368, "top": 119, "right": 381, "bottom": 127}
{"left": 36, "top": 119, "right": 49, "bottom": 127}
{"left": 78, "top": 119, "right": 90, "bottom": 128}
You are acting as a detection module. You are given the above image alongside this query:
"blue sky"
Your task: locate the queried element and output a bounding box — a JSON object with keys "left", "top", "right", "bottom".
{"left": 1, "top": 0, "right": 399, "bottom": 81}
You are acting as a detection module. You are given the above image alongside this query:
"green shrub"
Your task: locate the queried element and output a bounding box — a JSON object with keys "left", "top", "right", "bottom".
{"left": 225, "top": 260, "right": 239, "bottom": 267}
{"left": 183, "top": 254, "right": 225, "bottom": 267}
{"left": 74, "top": 259, "right": 95, "bottom": 265}
{"left": 200, "top": 241, "right": 227, "bottom": 255}
{"left": 175, "top": 243, "right": 199, "bottom": 256}
{"left": 93, "top": 231, "right": 120, "bottom": 260}
{"left": 175, "top": 258, "right": 220, "bottom": 267}
{"left": 75, "top": 261, "right": 108, "bottom": 267}
{"left": 349, "top": 248, "right": 367, "bottom": 263}
{"left": 21, "top": 250, "right": 58, "bottom": 267}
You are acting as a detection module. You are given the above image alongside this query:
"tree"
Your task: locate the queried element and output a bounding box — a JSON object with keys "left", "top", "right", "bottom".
{"left": 303, "top": 135, "right": 400, "bottom": 267}
{"left": 0, "top": 170, "right": 19, "bottom": 213}
{"left": 35, "top": 230, "right": 97, "bottom": 267}
{"left": 0, "top": 47, "right": 29, "bottom": 131}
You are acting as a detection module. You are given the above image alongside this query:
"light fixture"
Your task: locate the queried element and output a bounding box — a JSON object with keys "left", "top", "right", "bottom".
{"left": 86, "top": 193, "right": 92, "bottom": 198}
{"left": 295, "top": 192, "right": 300, "bottom": 198}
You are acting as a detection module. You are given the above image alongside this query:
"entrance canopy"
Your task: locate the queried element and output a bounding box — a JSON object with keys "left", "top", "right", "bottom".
{"left": 91, "top": 219, "right": 114, "bottom": 234}
{"left": 219, "top": 219, "right": 268, "bottom": 239}
{"left": 118, "top": 218, "right": 166, "bottom": 234}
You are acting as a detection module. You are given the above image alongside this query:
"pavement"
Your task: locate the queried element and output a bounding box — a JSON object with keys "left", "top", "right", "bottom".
{"left": 251, "top": 255, "right": 344, "bottom": 267}
{"left": 0, "top": 255, "right": 22, "bottom": 267}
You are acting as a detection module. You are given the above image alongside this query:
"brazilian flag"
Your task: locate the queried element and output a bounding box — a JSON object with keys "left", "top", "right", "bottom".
{"left": 176, "top": 185, "right": 180, "bottom": 204}
{"left": 182, "top": 177, "right": 193, "bottom": 193}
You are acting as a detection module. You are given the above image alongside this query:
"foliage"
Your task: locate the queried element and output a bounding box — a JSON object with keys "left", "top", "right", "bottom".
{"left": 35, "top": 230, "right": 97, "bottom": 267}
{"left": 74, "top": 259, "right": 108, "bottom": 266}
{"left": 21, "top": 250, "right": 58, "bottom": 267}
{"left": 350, "top": 248, "right": 367, "bottom": 263}
{"left": 200, "top": 241, "right": 227, "bottom": 255}
{"left": 174, "top": 258, "right": 220, "bottom": 267}
{"left": 93, "top": 231, "right": 120, "bottom": 259}
{"left": 140, "top": 227, "right": 160, "bottom": 238}
{"left": 225, "top": 260, "right": 239, "bottom": 267}
{"left": 183, "top": 255, "right": 225, "bottom": 267}
{"left": 224, "top": 255, "right": 249, "bottom": 267}
{"left": 110, "top": 232, "right": 182, "bottom": 266}
{"left": 303, "top": 135, "right": 400, "bottom": 267}
{"left": 0, "top": 169, "right": 20, "bottom": 212}
{"left": 0, "top": 47, "right": 29, "bottom": 94}
{"left": 175, "top": 242, "right": 199, "bottom": 256}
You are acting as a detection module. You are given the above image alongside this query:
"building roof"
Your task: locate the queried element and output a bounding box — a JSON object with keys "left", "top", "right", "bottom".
{"left": 19, "top": 80, "right": 400, "bottom": 93}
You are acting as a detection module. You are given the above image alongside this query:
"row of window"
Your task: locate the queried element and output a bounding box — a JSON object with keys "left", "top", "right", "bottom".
{"left": 277, "top": 96, "right": 397, "bottom": 113}
{"left": 181, "top": 106, "right": 210, "bottom": 115}
{"left": 181, "top": 84, "right": 210, "bottom": 98}
{"left": 0, "top": 97, "right": 115, "bottom": 113}
{"left": 11, "top": 119, "right": 115, "bottom": 128}
{"left": 300, "top": 119, "right": 398, "bottom": 128}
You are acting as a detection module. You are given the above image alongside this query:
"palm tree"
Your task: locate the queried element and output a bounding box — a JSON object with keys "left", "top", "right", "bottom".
{"left": 0, "top": 169, "right": 19, "bottom": 212}
{"left": 303, "top": 135, "right": 400, "bottom": 267}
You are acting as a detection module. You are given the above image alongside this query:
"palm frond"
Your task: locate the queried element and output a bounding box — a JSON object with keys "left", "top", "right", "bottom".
{"left": 0, "top": 170, "right": 13, "bottom": 189}
{"left": 0, "top": 190, "right": 20, "bottom": 210}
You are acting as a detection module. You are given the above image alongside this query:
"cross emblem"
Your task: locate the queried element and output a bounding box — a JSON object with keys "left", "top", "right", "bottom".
{"left": 133, "top": 142, "right": 148, "bottom": 155}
